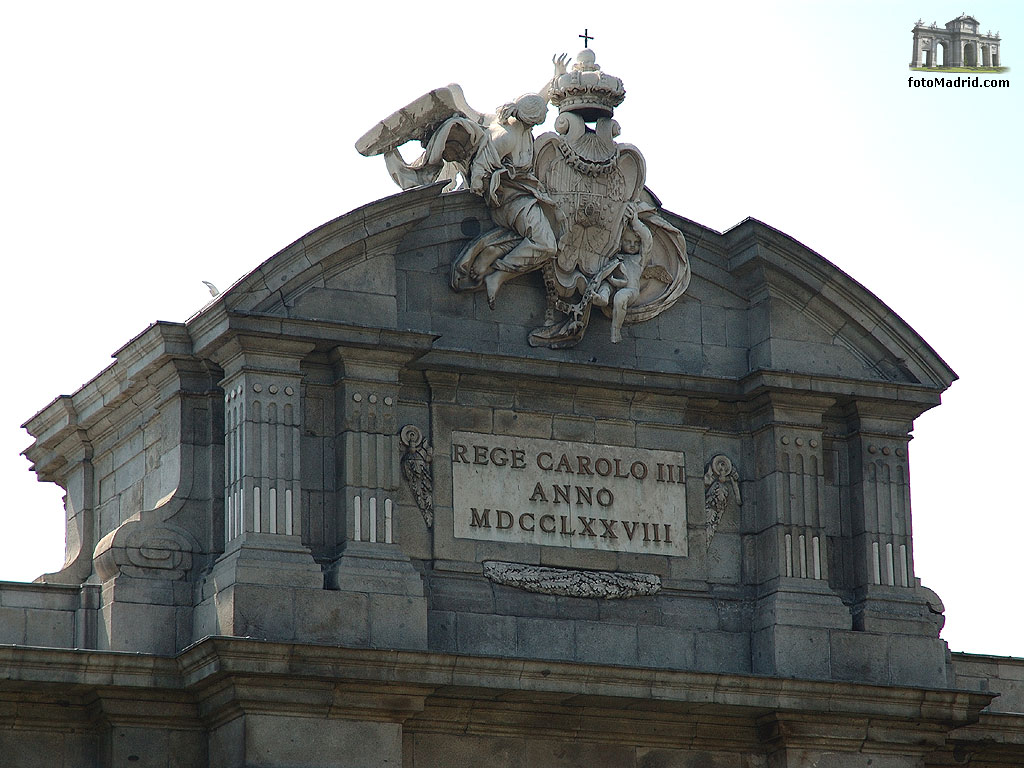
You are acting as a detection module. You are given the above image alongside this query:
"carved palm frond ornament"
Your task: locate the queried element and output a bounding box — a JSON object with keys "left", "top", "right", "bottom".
{"left": 399, "top": 425, "right": 434, "bottom": 528}
{"left": 704, "top": 454, "right": 741, "bottom": 548}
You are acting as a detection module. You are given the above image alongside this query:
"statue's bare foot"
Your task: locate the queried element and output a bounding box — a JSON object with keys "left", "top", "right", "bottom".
{"left": 485, "top": 271, "right": 501, "bottom": 309}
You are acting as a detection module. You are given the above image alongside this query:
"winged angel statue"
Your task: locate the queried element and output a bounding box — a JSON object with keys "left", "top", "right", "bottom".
{"left": 356, "top": 50, "right": 690, "bottom": 348}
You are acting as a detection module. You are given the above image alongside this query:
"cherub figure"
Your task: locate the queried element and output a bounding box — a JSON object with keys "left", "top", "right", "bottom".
{"left": 604, "top": 206, "right": 654, "bottom": 343}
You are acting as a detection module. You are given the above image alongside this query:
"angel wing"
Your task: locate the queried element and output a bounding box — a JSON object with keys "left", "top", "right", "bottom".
{"left": 358, "top": 84, "right": 489, "bottom": 191}
{"left": 355, "top": 84, "right": 483, "bottom": 157}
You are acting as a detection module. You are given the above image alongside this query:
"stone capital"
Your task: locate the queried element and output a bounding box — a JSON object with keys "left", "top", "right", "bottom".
{"left": 329, "top": 343, "right": 423, "bottom": 384}
{"left": 213, "top": 334, "right": 315, "bottom": 381}
{"left": 748, "top": 391, "right": 837, "bottom": 432}
{"left": 843, "top": 399, "right": 919, "bottom": 439}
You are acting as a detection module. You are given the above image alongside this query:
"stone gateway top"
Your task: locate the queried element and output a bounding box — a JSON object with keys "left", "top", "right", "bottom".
{"left": 5, "top": 47, "right": 1022, "bottom": 768}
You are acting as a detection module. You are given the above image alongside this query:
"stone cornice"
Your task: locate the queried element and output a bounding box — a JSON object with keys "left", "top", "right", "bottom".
{"left": 184, "top": 639, "right": 1000, "bottom": 724}
{"left": 1, "top": 640, "right": 994, "bottom": 723}
{"left": 0, "top": 640, "right": 1004, "bottom": 754}
{"left": 221, "top": 181, "right": 445, "bottom": 317}
{"left": 409, "top": 348, "right": 946, "bottom": 417}
{"left": 0, "top": 645, "right": 182, "bottom": 689}
{"left": 21, "top": 322, "right": 203, "bottom": 481}
{"left": 718, "top": 217, "right": 957, "bottom": 391}
{"left": 190, "top": 310, "right": 438, "bottom": 363}
{"left": 945, "top": 712, "right": 1024, "bottom": 761}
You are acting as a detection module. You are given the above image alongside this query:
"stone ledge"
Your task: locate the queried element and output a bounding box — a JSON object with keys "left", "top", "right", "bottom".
{"left": 1, "top": 639, "right": 995, "bottom": 723}
{"left": 0, "top": 639, "right": 1004, "bottom": 759}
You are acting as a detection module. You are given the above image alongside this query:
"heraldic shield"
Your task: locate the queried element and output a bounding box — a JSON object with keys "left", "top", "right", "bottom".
{"left": 449, "top": 127, "right": 691, "bottom": 349}
{"left": 527, "top": 130, "right": 690, "bottom": 348}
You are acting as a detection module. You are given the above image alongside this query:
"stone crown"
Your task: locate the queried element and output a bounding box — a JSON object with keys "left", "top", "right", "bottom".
{"left": 549, "top": 49, "right": 626, "bottom": 121}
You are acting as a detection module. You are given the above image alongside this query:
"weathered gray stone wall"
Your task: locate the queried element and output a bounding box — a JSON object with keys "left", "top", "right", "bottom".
{"left": 404, "top": 733, "right": 766, "bottom": 768}
{"left": 0, "top": 582, "right": 96, "bottom": 648}
{"left": 425, "top": 571, "right": 749, "bottom": 672}
{"left": 391, "top": 191, "right": 933, "bottom": 386}
{"left": 298, "top": 358, "right": 339, "bottom": 561}
{"left": 952, "top": 653, "right": 1024, "bottom": 713}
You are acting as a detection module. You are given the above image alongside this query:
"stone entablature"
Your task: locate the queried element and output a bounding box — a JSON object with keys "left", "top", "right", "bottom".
{"left": 911, "top": 14, "right": 1003, "bottom": 68}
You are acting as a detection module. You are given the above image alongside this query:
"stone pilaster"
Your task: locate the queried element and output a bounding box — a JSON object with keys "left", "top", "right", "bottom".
{"left": 332, "top": 350, "right": 401, "bottom": 549}
{"left": 194, "top": 335, "right": 324, "bottom": 642}
{"left": 324, "top": 345, "right": 426, "bottom": 650}
{"left": 846, "top": 402, "right": 945, "bottom": 640}
{"left": 223, "top": 364, "right": 303, "bottom": 544}
{"left": 747, "top": 392, "right": 850, "bottom": 679}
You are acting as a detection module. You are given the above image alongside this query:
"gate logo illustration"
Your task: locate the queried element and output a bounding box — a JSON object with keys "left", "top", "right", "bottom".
{"left": 910, "top": 14, "right": 1007, "bottom": 71}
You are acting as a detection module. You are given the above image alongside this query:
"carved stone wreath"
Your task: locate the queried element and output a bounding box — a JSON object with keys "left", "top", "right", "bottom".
{"left": 482, "top": 560, "right": 661, "bottom": 599}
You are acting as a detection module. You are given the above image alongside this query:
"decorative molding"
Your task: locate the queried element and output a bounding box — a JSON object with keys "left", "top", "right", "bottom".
{"left": 482, "top": 561, "right": 661, "bottom": 599}
{"left": 400, "top": 425, "right": 434, "bottom": 527}
{"left": 94, "top": 511, "right": 196, "bottom": 583}
{"left": 704, "top": 454, "right": 741, "bottom": 548}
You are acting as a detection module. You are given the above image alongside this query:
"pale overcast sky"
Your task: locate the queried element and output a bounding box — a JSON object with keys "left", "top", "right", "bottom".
{"left": 1, "top": 1, "right": 1021, "bottom": 656}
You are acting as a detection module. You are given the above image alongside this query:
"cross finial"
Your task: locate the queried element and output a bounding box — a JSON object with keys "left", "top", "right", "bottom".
{"left": 579, "top": 28, "right": 594, "bottom": 48}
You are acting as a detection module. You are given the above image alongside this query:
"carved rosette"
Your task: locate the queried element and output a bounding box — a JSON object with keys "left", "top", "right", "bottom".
{"left": 704, "top": 455, "right": 741, "bottom": 548}
{"left": 400, "top": 424, "right": 434, "bottom": 527}
{"left": 482, "top": 561, "right": 661, "bottom": 599}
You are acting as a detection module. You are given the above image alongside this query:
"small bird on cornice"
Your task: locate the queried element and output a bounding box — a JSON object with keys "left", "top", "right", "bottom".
{"left": 202, "top": 281, "right": 220, "bottom": 297}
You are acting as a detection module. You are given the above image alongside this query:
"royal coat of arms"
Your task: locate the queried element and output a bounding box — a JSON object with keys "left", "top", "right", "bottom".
{"left": 356, "top": 49, "right": 690, "bottom": 348}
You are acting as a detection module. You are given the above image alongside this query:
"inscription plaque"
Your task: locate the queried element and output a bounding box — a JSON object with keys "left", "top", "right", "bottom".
{"left": 452, "top": 431, "right": 687, "bottom": 556}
